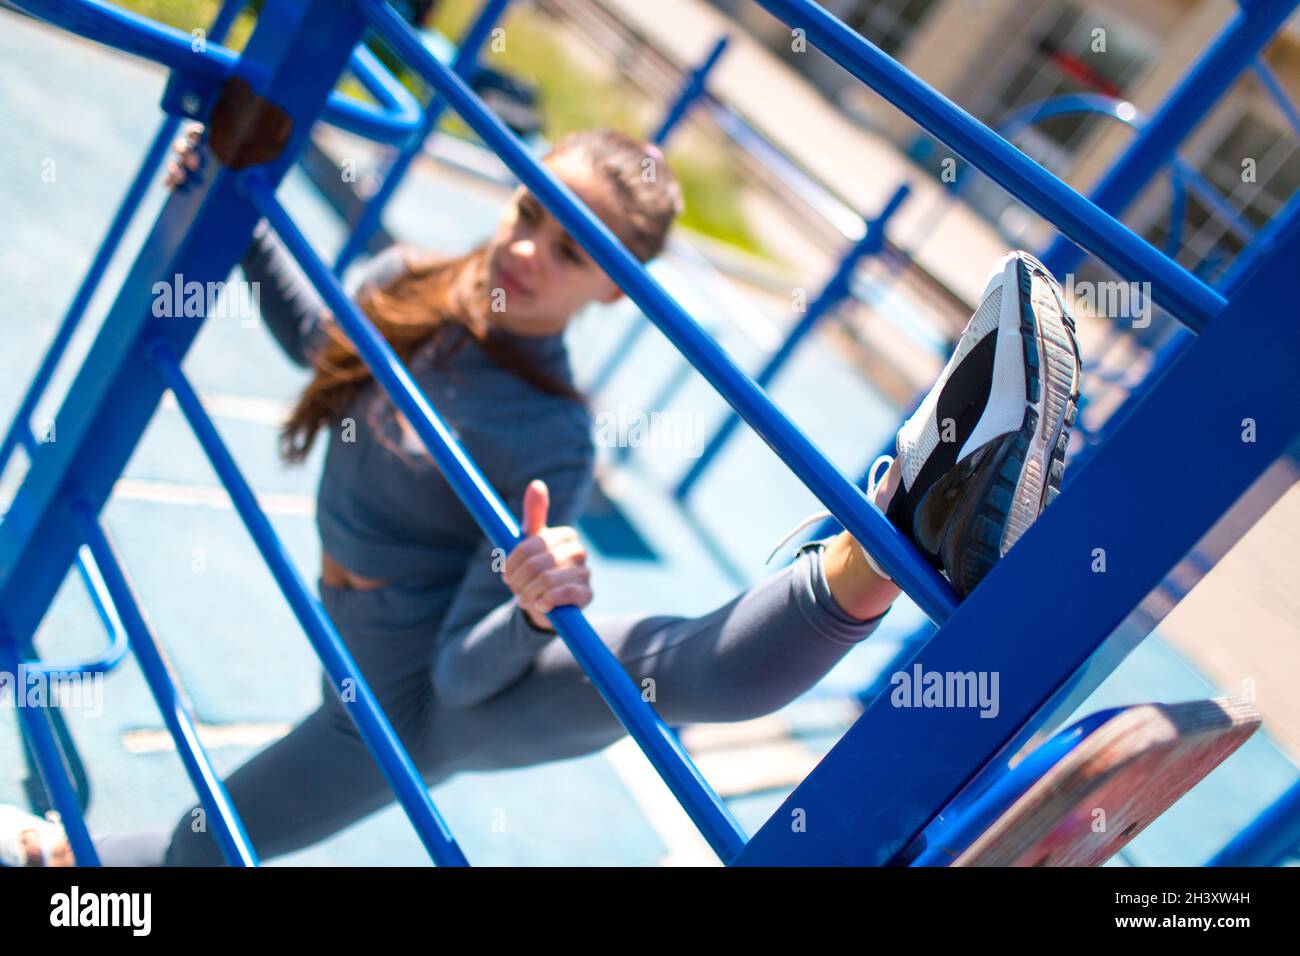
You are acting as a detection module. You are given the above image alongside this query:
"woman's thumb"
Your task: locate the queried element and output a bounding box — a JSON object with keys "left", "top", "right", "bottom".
{"left": 522, "top": 479, "right": 549, "bottom": 536}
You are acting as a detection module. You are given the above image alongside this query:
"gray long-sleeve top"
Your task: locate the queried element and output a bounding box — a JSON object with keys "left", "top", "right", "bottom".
{"left": 240, "top": 224, "right": 594, "bottom": 708}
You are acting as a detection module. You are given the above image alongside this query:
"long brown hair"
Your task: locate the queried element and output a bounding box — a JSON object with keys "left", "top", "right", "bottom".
{"left": 279, "top": 129, "right": 683, "bottom": 464}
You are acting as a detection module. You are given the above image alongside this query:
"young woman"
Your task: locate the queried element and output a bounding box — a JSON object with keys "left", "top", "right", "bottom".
{"left": 1, "top": 126, "right": 1081, "bottom": 867}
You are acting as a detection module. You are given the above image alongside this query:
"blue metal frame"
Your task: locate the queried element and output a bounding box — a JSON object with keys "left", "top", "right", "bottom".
{"left": 909, "top": 707, "right": 1125, "bottom": 866}
{"left": 652, "top": 35, "right": 730, "bottom": 145}
{"left": 1, "top": 0, "right": 464, "bottom": 867}
{"left": 5, "top": 0, "right": 1298, "bottom": 868}
{"left": 581, "top": 35, "right": 735, "bottom": 399}
{"left": 736, "top": 200, "right": 1300, "bottom": 863}
{"left": 1251, "top": 56, "right": 1300, "bottom": 138}
{"left": 151, "top": 345, "right": 468, "bottom": 866}
{"left": 71, "top": 502, "right": 259, "bottom": 866}
{"left": 241, "top": 171, "right": 748, "bottom": 861}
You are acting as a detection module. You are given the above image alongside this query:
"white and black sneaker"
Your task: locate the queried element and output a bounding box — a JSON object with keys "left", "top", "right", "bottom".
{"left": 769, "top": 251, "right": 1081, "bottom": 597}
{"left": 883, "top": 250, "right": 1081, "bottom": 594}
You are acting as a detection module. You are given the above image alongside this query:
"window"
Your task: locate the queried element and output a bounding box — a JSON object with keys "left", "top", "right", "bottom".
{"left": 1144, "top": 107, "right": 1300, "bottom": 283}
{"left": 957, "top": 2, "right": 1155, "bottom": 246}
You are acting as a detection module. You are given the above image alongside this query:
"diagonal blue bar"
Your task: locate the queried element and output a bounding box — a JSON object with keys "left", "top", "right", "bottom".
{"left": 358, "top": 0, "right": 961, "bottom": 624}
{"left": 1208, "top": 779, "right": 1300, "bottom": 867}
{"left": 0, "top": 636, "right": 101, "bottom": 866}
{"left": 241, "top": 175, "right": 748, "bottom": 862}
{"left": 71, "top": 502, "right": 259, "bottom": 866}
{"left": 150, "top": 346, "right": 470, "bottom": 867}
{"left": 10, "top": 0, "right": 424, "bottom": 146}
{"left": 675, "top": 183, "right": 910, "bottom": 500}
{"left": 334, "top": 0, "right": 514, "bottom": 273}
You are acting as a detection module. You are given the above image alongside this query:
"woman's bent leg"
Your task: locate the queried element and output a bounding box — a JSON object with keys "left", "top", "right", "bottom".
{"left": 98, "top": 583, "right": 447, "bottom": 866}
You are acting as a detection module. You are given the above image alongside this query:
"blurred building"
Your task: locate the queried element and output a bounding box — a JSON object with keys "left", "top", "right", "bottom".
{"left": 712, "top": 0, "right": 1300, "bottom": 282}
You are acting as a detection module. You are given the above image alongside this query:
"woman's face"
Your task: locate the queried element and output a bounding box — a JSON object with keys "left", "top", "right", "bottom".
{"left": 483, "top": 151, "right": 627, "bottom": 334}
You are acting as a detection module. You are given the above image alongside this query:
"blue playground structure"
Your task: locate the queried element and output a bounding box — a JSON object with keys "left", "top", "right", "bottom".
{"left": 1, "top": 0, "right": 1298, "bottom": 867}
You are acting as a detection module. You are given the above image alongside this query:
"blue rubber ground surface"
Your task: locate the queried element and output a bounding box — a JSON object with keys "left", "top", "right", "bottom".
{"left": 1, "top": 12, "right": 1295, "bottom": 866}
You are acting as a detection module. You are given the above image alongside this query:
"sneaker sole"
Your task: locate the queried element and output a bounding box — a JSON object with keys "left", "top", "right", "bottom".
{"left": 939, "top": 254, "right": 1081, "bottom": 595}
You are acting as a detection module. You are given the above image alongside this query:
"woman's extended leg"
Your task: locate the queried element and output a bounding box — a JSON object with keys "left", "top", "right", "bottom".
{"left": 67, "top": 249, "right": 1082, "bottom": 866}
{"left": 87, "top": 537, "right": 877, "bottom": 866}
{"left": 91, "top": 584, "right": 452, "bottom": 867}
{"left": 423, "top": 537, "right": 887, "bottom": 775}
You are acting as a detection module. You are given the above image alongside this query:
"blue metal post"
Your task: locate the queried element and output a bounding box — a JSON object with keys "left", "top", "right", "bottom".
{"left": 675, "top": 184, "right": 910, "bottom": 500}
{"left": 359, "top": 0, "right": 960, "bottom": 623}
{"left": 21, "top": 545, "right": 130, "bottom": 678}
{"left": 0, "top": 0, "right": 245, "bottom": 480}
{"left": 333, "top": 0, "right": 514, "bottom": 274}
{"left": 1068, "top": 186, "right": 1300, "bottom": 480}
{"left": 1251, "top": 57, "right": 1300, "bottom": 138}
{"left": 0, "top": 637, "right": 100, "bottom": 865}
{"left": 71, "top": 502, "right": 259, "bottom": 866}
{"left": 1038, "top": 0, "right": 1298, "bottom": 277}
{"left": 652, "top": 35, "right": 730, "bottom": 145}
{"left": 151, "top": 347, "right": 468, "bottom": 866}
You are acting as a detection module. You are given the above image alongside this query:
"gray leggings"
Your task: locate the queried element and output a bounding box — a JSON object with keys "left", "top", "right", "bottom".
{"left": 91, "top": 541, "right": 884, "bottom": 865}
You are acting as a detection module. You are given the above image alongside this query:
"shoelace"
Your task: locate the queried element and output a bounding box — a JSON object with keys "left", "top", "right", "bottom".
{"left": 763, "top": 454, "right": 896, "bottom": 582}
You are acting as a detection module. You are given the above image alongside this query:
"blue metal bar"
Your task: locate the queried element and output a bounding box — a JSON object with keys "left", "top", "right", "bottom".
{"left": 358, "top": 0, "right": 959, "bottom": 623}
{"left": 21, "top": 545, "right": 131, "bottom": 678}
{"left": 334, "top": 0, "right": 513, "bottom": 274}
{"left": 735, "top": 201, "right": 1300, "bottom": 866}
{"left": 978, "top": 93, "right": 1254, "bottom": 262}
{"left": 1066, "top": 186, "right": 1300, "bottom": 479}
{"left": 583, "top": 36, "right": 734, "bottom": 394}
{"left": 982, "top": 94, "right": 1191, "bottom": 258}
{"left": 1207, "top": 779, "right": 1300, "bottom": 866}
{"left": 150, "top": 344, "right": 469, "bottom": 866}
{"left": 10, "top": 0, "right": 238, "bottom": 80}
{"left": 753, "top": 0, "right": 1227, "bottom": 331}
{"left": 1251, "top": 57, "right": 1300, "bottom": 138}
{"left": 336, "top": 43, "right": 425, "bottom": 145}
{"left": 1171, "top": 158, "right": 1257, "bottom": 246}
{"left": 1038, "top": 0, "right": 1298, "bottom": 278}
{"left": 0, "top": 0, "right": 247, "bottom": 481}
{"left": 0, "top": 636, "right": 101, "bottom": 865}
{"left": 70, "top": 501, "right": 258, "bottom": 866}
{"left": 0, "top": 0, "right": 240, "bottom": 680}
{"left": 241, "top": 173, "right": 747, "bottom": 862}
{"left": 805, "top": 390, "right": 927, "bottom": 546}
{"left": 652, "top": 35, "right": 730, "bottom": 145}
{"left": 9, "top": 1, "right": 423, "bottom": 146}
{"left": 675, "top": 184, "right": 910, "bottom": 499}
{"left": 0, "top": 0, "right": 468, "bottom": 867}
